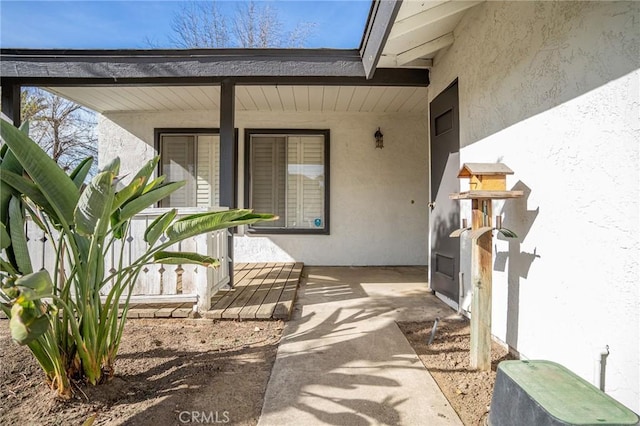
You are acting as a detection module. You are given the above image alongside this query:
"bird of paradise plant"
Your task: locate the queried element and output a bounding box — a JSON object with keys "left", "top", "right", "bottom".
{"left": 0, "top": 120, "right": 275, "bottom": 398}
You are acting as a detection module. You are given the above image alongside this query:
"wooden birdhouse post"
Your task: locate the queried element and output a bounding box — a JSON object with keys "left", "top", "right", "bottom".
{"left": 450, "top": 163, "right": 523, "bottom": 371}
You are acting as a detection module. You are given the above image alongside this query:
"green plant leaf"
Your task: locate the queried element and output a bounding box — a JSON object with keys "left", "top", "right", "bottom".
{"left": 19, "top": 120, "right": 30, "bottom": 135}
{"left": 22, "top": 203, "right": 48, "bottom": 232}
{"left": 0, "top": 222, "right": 10, "bottom": 251}
{"left": 10, "top": 303, "right": 50, "bottom": 345}
{"left": 116, "top": 181, "right": 185, "bottom": 224}
{"left": 112, "top": 177, "right": 144, "bottom": 212}
{"left": 153, "top": 251, "right": 220, "bottom": 268}
{"left": 69, "top": 157, "right": 94, "bottom": 188}
{"left": 0, "top": 145, "right": 23, "bottom": 175}
{"left": 15, "top": 270, "right": 53, "bottom": 299}
{"left": 129, "top": 157, "right": 159, "bottom": 197}
{"left": 142, "top": 176, "right": 165, "bottom": 194}
{"left": 0, "top": 258, "right": 18, "bottom": 275}
{"left": 8, "top": 197, "right": 32, "bottom": 275}
{"left": 0, "top": 120, "right": 79, "bottom": 227}
{"left": 74, "top": 171, "right": 116, "bottom": 236}
{"left": 167, "top": 209, "right": 277, "bottom": 241}
{"left": 111, "top": 219, "right": 128, "bottom": 240}
{"left": 0, "top": 145, "right": 24, "bottom": 226}
{"left": 144, "top": 209, "right": 177, "bottom": 246}
{"left": 0, "top": 184, "right": 12, "bottom": 228}
{"left": 0, "top": 169, "right": 56, "bottom": 218}
{"left": 101, "top": 157, "right": 120, "bottom": 175}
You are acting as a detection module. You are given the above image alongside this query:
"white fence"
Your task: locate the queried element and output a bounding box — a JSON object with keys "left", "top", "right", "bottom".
{"left": 25, "top": 207, "right": 229, "bottom": 311}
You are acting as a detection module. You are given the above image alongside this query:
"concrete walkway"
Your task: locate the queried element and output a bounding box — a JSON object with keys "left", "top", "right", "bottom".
{"left": 258, "top": 266, "right": 463, "bottom": 426}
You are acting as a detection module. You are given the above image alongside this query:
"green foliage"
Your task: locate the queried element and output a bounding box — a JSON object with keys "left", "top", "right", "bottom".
{"left": 8, "top": 271, "right": 53, "bottom": 345}
{"left": 0, "top": 120, "right": 276, "bottom": 397}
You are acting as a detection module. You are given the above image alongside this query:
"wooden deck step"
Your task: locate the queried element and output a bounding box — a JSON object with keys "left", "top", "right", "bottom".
{"left": 204, "top": 262, "right": 303, "bottom": 321}
{"left": 273, "top": 263, "right": 303, "bottom": 320}
{"left": 208, "top": 263, "right": 266, "bottom": 319}
{"left": 239, "top": 264, "right": 287, "bottom": 319}
{"left": 125, "top": 303, "right": 195, "bottom": 319}
{"left": 0, "top": 263, "right": 302, "bottom": 321}
{"left": 256, "top": 263, "right": 294, "bottom": 319}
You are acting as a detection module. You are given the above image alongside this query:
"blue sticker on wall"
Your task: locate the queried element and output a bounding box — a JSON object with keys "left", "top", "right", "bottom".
{"left": 314, "top": 218, "right": 322, "bottom": 227}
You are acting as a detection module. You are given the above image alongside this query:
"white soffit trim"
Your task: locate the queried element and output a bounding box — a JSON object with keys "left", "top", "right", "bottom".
{"left": 44, "top": 85, "right": 429, "bottom": 115}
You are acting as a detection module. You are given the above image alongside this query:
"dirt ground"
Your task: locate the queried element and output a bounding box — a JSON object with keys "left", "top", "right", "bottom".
{"left": 0, "top": 319, "right": 283, "bottom": 426}
{"left": 2, "top": 315, "right": 511, "bottom": 426}
{"left": 399, "top": 318, "right": 513, "bottom": 426}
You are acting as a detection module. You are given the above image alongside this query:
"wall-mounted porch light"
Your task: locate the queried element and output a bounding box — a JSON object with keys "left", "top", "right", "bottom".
{"left": 374, "top": 127, "right": 384, "bottom": 149}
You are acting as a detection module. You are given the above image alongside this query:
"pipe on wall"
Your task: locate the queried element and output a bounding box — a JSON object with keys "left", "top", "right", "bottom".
{"left": 594, "top": 345, "right": 610, "bottom": 392}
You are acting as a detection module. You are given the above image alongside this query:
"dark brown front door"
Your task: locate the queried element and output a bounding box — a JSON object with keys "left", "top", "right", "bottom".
{"left": 429, "top": 80, "right": 460, "bottom": 301}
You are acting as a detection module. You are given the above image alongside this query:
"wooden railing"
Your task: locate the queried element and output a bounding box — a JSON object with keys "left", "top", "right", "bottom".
{"left": 25, "top": 207, "right": 229, "bottom": 312}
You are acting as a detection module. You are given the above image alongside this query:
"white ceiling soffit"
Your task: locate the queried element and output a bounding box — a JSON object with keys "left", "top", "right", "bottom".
{"left": 44, "top": 85, "right": 428, "bottom": 115}
{"left": 378, "top": 0, "right": 483, "bottom": 68}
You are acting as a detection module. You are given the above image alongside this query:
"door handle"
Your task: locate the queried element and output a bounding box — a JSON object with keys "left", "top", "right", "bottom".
{"left": 428, "top": 201, "right": 436, "bottom": 211}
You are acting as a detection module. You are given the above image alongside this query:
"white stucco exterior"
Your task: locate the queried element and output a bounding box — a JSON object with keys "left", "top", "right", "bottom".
{"left": 428, "top": 1, "right": 639, "bottom": 411}
{"left": 99, "top": 110, "right": 430, "bottom": 266}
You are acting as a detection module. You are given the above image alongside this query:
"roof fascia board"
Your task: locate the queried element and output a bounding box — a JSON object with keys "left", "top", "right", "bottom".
{"left": 1, "top": 48, "right": 358, "bottom": 57}
{"left": 1, "top": 48, "right": 364, "bottom": 79}
{"left": 1, "top": 69, "right": 428, "bottom": 88}
{"left": 360, "top": 0, "right": 403, "bottom": 79}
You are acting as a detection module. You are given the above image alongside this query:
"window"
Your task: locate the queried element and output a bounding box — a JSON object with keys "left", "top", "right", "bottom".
{"left": 245, "top": 129, "right": 330, "bottom": 234}
{"left": 157, "top": 130, "right": 220, "bottom": 208}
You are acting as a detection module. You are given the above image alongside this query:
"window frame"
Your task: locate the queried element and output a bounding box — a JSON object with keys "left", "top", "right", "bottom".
{"left": 154, "top": 128, "right": 238, "bottom": 209}
{"left": 244, "top": 128, "right": 330, "bottom": 235}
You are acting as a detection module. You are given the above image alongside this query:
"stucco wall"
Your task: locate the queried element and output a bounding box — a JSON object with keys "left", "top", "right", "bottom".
{"left": 429, "top": 1, "right": 639, "bottom": 410}
{"left": 99, "top": 110, "right": 430, "bottom": 266}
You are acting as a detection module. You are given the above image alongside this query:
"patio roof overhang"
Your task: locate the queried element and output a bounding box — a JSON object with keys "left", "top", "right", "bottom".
{"left": 0, "top": 48, "right": 430, "bottom": 116}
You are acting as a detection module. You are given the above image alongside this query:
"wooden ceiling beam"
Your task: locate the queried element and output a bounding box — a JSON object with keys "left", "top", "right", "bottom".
{"left": 377, "top": 56, "right": 433, "bottom": 68}
{"left": 396, "top": 33, "right": 454, "bottom": 65}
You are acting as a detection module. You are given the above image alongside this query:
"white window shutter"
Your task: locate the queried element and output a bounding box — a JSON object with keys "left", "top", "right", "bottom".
{"left": 251, "top": 137, "right": 286, "bottom": 226}
{"left": 287, "top": 138, "right": 300, "bottom": 227}
{"left": 160, "top": 135, "right": 195, "bottom": 207}
{"left": 195, "top": 135, "right": 220, "bottom": 207}
{"left": 212, "top": 135, "right": 220, "bottom": 206}
{"left": 287, "top": 136, "right": 324, "bottom": 228}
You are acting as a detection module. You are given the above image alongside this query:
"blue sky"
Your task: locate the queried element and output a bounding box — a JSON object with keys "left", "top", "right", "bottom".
{"left": 0, "top": 0, "right": 372, "bottom": 49}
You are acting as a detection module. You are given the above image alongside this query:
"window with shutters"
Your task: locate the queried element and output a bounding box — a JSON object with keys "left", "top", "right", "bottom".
{"left": 245, "top": 129, "right": 329, "bottom": 234}
{"left": 157, "top": 131, "right": 220, "bottom": 208}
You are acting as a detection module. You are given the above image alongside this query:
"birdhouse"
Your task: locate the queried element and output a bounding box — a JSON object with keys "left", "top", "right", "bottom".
{"left": 448, "top": 162, "right": 523, "bottom": 372}
{"left": 458, "top": 163, "right": 513, "bottom": 191}
{"left": 450, "top": 163, "right": 522, "bottom": 200}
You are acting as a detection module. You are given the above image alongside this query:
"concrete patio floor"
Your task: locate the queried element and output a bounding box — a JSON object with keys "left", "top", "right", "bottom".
{"left": 258, "top": 266, "right": 463, "bottom": 426}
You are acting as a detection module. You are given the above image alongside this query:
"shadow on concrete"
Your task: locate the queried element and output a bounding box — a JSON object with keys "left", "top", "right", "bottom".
{"left": 259, "top": 266, "right": 460, "bottom": 426}
{"left": 302, "top": 277, "right": 369, "bottom": 306}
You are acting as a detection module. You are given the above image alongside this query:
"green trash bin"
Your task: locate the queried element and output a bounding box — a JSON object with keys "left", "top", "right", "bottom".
{"left": 489, "top": 360, "right": 639, "bottom": 426}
